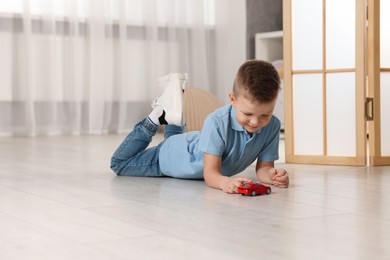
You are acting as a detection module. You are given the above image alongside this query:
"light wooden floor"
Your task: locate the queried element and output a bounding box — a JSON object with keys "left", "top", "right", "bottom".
{"left": 1, "top": 134, "right": 390, "bottom": 260}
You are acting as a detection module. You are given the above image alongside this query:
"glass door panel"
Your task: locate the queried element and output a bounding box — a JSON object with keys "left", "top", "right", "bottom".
{"left": 292, "top": 0, "right": 322, "bottom": 70}
{"left": 380, "top": 0, "right": 390, "bottom": 67}
{"left": 326, "top": 73, "right": 356, "bottom": 156}
{"left": 293, "top": 74, "right": 323, "bottom": 155}
{"left": 379, "top": 0, "right": 390, "bottom": 157}
{"left": 380, "top": 73, "right": 390, "bottom": 156}
{"left": 326, "top": 0, "right": 356, "bottom": 69}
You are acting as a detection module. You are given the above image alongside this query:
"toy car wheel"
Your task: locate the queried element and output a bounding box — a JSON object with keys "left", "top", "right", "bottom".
{"left": 266, "top": 188, "right": 271, "bottom": 195}
{"left": 251, "top": 191, "right": 257, "bottom": 196}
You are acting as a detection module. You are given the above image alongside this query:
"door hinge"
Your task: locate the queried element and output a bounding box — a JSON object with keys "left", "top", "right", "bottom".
{"left": 366, "top": 97, "right": 374, "bottom": 121}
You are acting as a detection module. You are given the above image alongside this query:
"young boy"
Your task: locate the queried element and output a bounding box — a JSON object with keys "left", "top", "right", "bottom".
{"left": 110, "top": 60, "right": 289, "bottom": 194}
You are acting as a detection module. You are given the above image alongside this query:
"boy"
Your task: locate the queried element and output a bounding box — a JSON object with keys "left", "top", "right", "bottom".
{"left": 110, "top": 60, "right": 289, "bottom": 194}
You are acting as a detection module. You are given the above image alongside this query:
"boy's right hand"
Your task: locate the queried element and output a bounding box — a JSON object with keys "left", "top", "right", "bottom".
{"left": 220, "top": 177, "right": 253, "bottom": 194}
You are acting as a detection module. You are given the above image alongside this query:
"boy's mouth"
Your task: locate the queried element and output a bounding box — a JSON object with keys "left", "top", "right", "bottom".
{"left": 246, "top": 124, "right": 259, "bottom": 132}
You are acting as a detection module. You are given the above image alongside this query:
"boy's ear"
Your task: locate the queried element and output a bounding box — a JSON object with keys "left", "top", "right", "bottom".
{"left": 228, "top": 93, "right": 236, "bottom": 106}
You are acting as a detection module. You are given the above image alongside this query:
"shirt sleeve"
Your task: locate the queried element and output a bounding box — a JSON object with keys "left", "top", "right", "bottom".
{"left": 198, "top": 114, "right": 226, "bottom": 156}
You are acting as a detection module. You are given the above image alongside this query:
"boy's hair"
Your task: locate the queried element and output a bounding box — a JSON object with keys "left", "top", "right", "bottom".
{"left": 233, "top": 60, "right": 281, "bottom": 103}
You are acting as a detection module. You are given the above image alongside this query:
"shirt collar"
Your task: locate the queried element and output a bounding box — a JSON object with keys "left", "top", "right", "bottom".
{"left": 230, "top": 106, "right": 245, "bottom": 131}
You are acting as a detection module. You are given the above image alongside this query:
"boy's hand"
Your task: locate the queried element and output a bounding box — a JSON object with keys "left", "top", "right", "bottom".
{"left": 270, "top": 168, "right": 289, "bottom": 188}
{"left": 220, "top": 177, "right": 253, "bottom": 194}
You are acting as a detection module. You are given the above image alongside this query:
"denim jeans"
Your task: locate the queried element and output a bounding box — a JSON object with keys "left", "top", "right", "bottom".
{"left": 110, "top": 118, "right": 184, "bottom": 177}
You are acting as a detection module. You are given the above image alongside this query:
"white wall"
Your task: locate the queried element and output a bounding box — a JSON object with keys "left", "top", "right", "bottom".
{"left": 214, "top": 0, "right": 247, "bottom": 104}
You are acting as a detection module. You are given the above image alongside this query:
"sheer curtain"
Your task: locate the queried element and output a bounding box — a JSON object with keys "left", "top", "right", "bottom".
{"left": 0, "top": 0, "right": 216, "bottom": 136}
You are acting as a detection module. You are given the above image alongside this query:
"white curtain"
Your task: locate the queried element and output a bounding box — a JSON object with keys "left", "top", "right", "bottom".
{"left": 0, "top": 0, "right": 217, "bottom": 136}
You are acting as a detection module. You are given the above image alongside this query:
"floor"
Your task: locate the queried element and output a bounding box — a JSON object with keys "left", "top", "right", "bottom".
{"left": 0, "top": 133, "right": 389, "bottom": 260}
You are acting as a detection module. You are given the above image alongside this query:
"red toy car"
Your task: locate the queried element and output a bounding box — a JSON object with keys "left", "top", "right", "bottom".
{"left": 237, "top": 182, "right": 271, "bottom": 196}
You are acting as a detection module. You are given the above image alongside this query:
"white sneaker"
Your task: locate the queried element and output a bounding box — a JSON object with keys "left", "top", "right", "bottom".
{"left": 151, "top": 73, "right": 187, "bottom": 125}
{"left": 156, "top": 73, "right": 187, "bottom": 92}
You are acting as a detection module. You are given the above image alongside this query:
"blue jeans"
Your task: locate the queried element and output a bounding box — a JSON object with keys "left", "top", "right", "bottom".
{"left": 110, "top": 118, "right": 185, "bottom": 177}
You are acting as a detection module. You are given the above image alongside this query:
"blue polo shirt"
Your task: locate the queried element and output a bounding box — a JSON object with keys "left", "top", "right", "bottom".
{"left": 158, "top": 104, "right": 280, "bottom": 179}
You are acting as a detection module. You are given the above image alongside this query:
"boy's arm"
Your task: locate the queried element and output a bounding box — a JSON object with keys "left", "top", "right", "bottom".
{"left": 256, "top": 160, "right": 289, "bottom": 188}
{"left": 203, "top": 152, "right": 252, "bottom": 194}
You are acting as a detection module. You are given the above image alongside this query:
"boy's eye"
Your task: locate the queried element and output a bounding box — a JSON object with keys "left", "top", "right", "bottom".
{"left": 261, "top": 114, "right": 272, "bottom": 119}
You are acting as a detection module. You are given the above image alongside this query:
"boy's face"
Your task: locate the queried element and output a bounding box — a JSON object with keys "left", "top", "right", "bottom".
{"left": 229, "top": 93, "right": 276, "bottom": 134}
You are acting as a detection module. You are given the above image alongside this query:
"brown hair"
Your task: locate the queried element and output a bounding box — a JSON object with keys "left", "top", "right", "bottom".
{"left": 233, "top": 60, "right": 281, "bottom": 103}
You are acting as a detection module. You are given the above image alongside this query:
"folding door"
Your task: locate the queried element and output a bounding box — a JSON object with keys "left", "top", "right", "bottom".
{"left": 283, "top": 0, "right": 390, "bottom": 165}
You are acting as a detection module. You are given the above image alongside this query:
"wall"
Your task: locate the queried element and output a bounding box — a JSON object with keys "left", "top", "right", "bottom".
{"left": 246, "top": 0, "right": 283, "bottom": 59}
{"left": 213, "top": 0, "right": 283, "bottom": 104}
{"left": 214, "top": 0, "right": 247, "bottom": 104}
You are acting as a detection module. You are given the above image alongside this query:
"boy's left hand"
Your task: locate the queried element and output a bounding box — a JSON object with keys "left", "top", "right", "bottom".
{"left": 270, "top": 168, "right": 289, "bottom": 188}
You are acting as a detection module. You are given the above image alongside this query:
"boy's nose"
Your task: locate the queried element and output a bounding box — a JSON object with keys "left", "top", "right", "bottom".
{"left": 249, "top": 118, "right": 260, "bottom": 127}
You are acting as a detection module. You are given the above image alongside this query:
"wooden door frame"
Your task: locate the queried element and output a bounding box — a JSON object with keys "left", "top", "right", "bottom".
{"left": 368, "top": 0, "right": 390, "bottom": 165}
{"left": 283, "top": 0, "right": 366, "bottom": 166}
